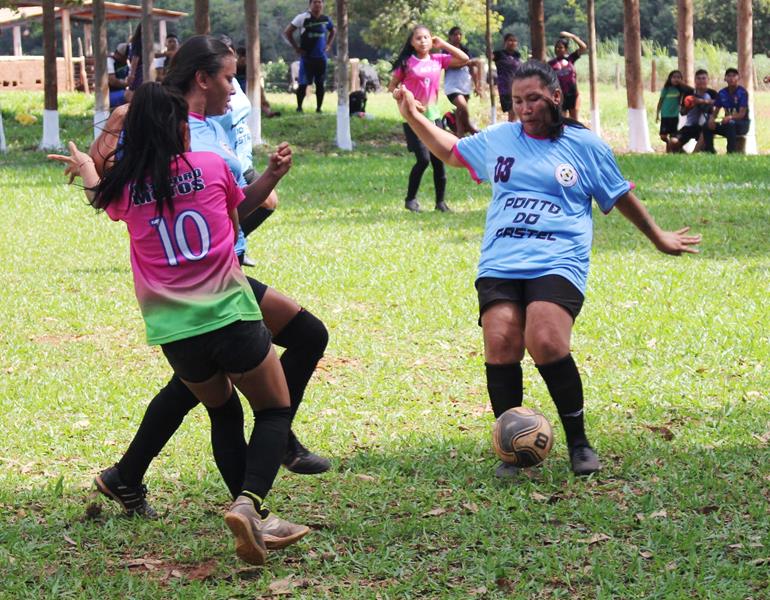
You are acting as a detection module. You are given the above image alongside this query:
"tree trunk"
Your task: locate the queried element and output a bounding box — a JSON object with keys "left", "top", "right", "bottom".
{"left": 486, "top": 0, "right": 496, "bottom": 124}
{"left": 61, "top": 8, "right": 74, "bottom": 92}
{"left": 195, "top": 0, "right": 210, "bottom": 35}
{"left": 335, "top": 0, "right": 352, "bottom": 150}
{"left": 244, "top": 0, "right": 262, "bottom": 146}
{"left": 677, "top": 0, "right": 694, "bottom": 85}
{"left": 93, "top": 0, "right": 109, "bottom": 139}
{"left": 586, "top": 0, "right": 599, "bottom": 135}
{"left": 737, "top": 0, "right": 756, "bottom": 154}
{"left": 528, "top": 0, "right": 545, "bottom": 61}
{"left": 40, "top": 0, "right": 61, "bottom": 149}
{"left": 623, "top": 0, "right": 651, "bottom": 152}
{"left": 141, "top": 0, "right": 155, "bottom": 83}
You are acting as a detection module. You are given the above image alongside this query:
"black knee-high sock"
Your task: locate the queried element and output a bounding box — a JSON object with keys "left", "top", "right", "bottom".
{"left": 206, "top": 389, "right": 247, "bottom": 500}
{"left": 406, "top": 155, "right": 430, "bottom": 201}
{"left": 240, "top": 207, "right": 275, "bottom": 237}
{"left": 272, "top": 309, "right": 328, "bottom": 450}
{"left": 485, "top": 362, "right": 523, "bottom": 418}
{"left": 316, "top": 83, "right": 325, "bottom": 110}
{"left": 537, "top": 354, "right": 588, "bottom": 448}
{"left": 116, "top": 375, "right": 198, "bottom": 486}
{"left": 241, "top": 406, "right": 291, "bottom": 502}
{"left": 296, "top": 85, "right": 307, "bottom": 110}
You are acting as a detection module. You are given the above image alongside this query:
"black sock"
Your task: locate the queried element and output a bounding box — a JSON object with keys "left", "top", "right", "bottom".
{"left": 430, "top": 153, "right": 446, "bottom": 204}
{"left": 296, "top": 85, "right": 307, "bottom": 110}
{"left": 242, "top": 406, "right": 291, "bottom": 501}
{"left": 206, "top": 389, "right": 247, "bottom": 500}
{"left": 116, "top": 375, "right": 198, "bottom": 486}
{"left": 240, "top": 207, "right": 275, "bottom": 237}
{"left": 272, "top": 309, "right": 328, "bottom": 453}
{"left": 485, "top": 362, "right": 523, "bottom": 418}
{"left": 316, "top": 85, "right": 325, "bottom": 110}
{"left": 537, "top": 354, "right": 589, "bottom": 448}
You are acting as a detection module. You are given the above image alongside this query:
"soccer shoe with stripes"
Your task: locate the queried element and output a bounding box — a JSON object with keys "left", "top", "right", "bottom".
{"left": 224, "top": 496, "right": 267, "bottom": 565}
{"left": 261, "top": 513, "right": 311, "bottom": 550}
{"left": 569, "top": 444, "right": 601, "bottom": 476}
{"left": 94, "top": 466, "right": 158, "bottom": 518}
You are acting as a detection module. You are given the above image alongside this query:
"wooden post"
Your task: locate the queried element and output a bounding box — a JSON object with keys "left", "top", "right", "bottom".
{"left": 40, "top": 0, "right": 61, "bottom": 149}
{"left": 141, "top": 0, "right": 155, "bottom": 83}
{"left": 528, "top": 0, "right": 545, "bottom": 61}
{"left": 587, "top": 0, "right": 599, "bottom": 135}
{"left": 650, "top": 58, "right": 656, "bottom": 92}
{"left": 677, "top": 0, "right": 694, "bottom": 85}
{"left": 93, "top": 0, "right": 109, "bottom": 139}
{"left": 335, "top": 0, "right": 352, "bottom": 150}
{"left": 158, "top": 19, "right": 167, "bottom": 49}
{"left": 84, "top": 24, "right": 93, "bottom": 57}
{"left": 349, "top": 58, "right": 359, "bottom": 92}
{"left": 244, "top": 0, "right": 262, "bottom": 145}
{"left": 486, "top": 0, "right": 496, "bottom": 124}
{"left": 615, "top": 62, "right": 620, "bottom": 89}
{"left": 737, "top": 0, "right": 756, "bottom": 154}
{"left": 195, "top": 0, "right": 210, "bottom": 35}
{"left": 623, "top": 0, "right": 651, "bottom": 152}
{"left": 78, "top": 38, "right": 90, "bottom": 94}
{"left": 13, "top": 25, "right": 22, "bottom": 56}
{"left": 61, "top": 8, "right": 75, "bottom": 92}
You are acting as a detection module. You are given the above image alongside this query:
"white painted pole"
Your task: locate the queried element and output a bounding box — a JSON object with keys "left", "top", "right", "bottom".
{"left": 13, "top": 26, "right": 23, "bottom": 56}
{"left": 0, "top": 110, "right": 7, "bottom": 153}
{"left": 335, "top": 0, "right": 352, "bottom": 150}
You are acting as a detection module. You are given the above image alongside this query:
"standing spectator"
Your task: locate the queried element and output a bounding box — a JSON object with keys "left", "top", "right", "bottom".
{"left": 655, "top": 70, "right": 689, "bottom": 153}
{"left": 670, "top": 69, "right": 716, "bottom": 153}
{"left": 283, "top": 0, "right": 335, "bottom": 113}
{"left": 703, "top": 68, "right": 750, "bottom": 154}
{"left": 444, "top": 26, "right": 480, "bottom": 137}
{"left": 126, "top": 23, "right": 143, "bottom": 91}
{"left": 493, "top": 33, "right": 522, "bottom": 122}
{"left": 155, "top": 33, "right": 180, "bottom": 82}
{"left": 235, "top": 46, "right": 280, "bottom": 118}
{"left": 387, "top": 25, "right": 468, "bottom": 213}
{"left": 107, "top": 42, "right": 132, "bottom": 109}
{"left": 547, "top": 31, "right": 587, "bottom": 120}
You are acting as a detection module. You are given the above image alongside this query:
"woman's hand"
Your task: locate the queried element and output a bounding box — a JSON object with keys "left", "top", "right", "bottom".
{"left": 48, "top": 141, "right": 95, "bottom": 184}
{"left": 267, "top": 142, "right": 292, "bottom": 179}
{"left": 432, "top": 36, "right": 446, "bottom": 50}
{"left": 393, "top": 85, "right": 423, "bottom": 118}
{"left": 653, "top": 226, "right": 702, "bottom": 255}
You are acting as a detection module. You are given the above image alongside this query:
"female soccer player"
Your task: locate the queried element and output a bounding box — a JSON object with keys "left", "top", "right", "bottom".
{"left": 547, "top": 32, "right": 587, "bottom": 120}
{"left": 87, "top": 36, "right": 330, "bottom": 519}
{"left": 388, "top": 25, "right": 468, "bottom": 213}
{"left": 50, "top": 83, "right": 308, "bottom": 564}
{"left": 393, "top": 60, "right": 701, "bottom": 478}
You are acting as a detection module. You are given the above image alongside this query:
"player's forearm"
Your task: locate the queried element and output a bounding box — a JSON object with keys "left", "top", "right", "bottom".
{"left": 239, "top": 172, "right": 283, "bottom": 218}
{"left": 614, "top": 192, "right": 666, "bottom": 248}
{"left": 403, "top": 109, "right": 462, "bottom": 167}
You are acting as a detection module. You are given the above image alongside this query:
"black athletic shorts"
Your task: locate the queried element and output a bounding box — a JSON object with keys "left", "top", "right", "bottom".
{"left": 447, "top": 92, "right": 471, "bottom": 104}
{"left": 246, "top": 276, "right": 268, "bottom": 303}
{"left": 499, "top": 93, "right": 513, "bottom": 113}
{"left": 160, "top": 319, "right": 273, "bottom": 382}
{"left": 475, "top": 275, "right": 585, "bottom": 324}
{"left": 675, "top": 124, "right": 702, "bottom": 146}
{"left": 659, "top": 117, "right": 679, "bottom": 136}
{"left": 403, "top": 120, "right": 443, "bottom": 153}
{"left": 562, "top": 92, "right": 578, "bottom": 111}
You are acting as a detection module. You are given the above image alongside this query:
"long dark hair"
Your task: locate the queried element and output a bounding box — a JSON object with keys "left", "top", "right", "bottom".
{"left": 512, "top": 60, "right": 585, "bottom": 140}
{"left": 163, "top": 34, "right": 232, "bottom": 95}
{"left": 663, "top": 69, "right": 683, "bottom": 89}
{"left": 391, "top": 25, "right": 429, "bottom": 73}
{"left": 92, "top": 82, "right": 190, "bottom": 217}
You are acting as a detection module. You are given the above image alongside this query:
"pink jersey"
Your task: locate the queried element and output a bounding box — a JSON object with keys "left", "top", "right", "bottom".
{"left": 394, "top": 53, "right": 453, "bottom": 120}
{"left": 104, "top": 151, "right": 262, "bottom": 345}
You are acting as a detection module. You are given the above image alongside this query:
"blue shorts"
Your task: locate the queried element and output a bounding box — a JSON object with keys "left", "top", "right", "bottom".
{"left": 109, "top": 89, "right": 127, "bottom": 108}
{"left": 299, "top": 57, "right": 327, "bottom": 86}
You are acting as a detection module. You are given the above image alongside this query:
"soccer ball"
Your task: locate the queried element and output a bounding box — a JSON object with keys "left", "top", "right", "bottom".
{"left": 492, "top": 407, "right": 554, "bottom": 467}
{"left": 683, "top": 95, "right": 696, "bottom": 110}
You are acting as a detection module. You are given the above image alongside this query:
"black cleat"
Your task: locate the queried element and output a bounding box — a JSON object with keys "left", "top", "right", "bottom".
{"left": 405, "top": 199, "right": 421, "bottom": 213}
{"left": 435, "top": 201, "right": 452, "bottom": 213}
{"left": 569, "top": 445, "right": 601, "bottom": 476}
{"left": 494, "top": 461, "right": 521, "bottom": 479}
{"left": 283, "top": 438, "right": 331, "bottom": 475}
{"left": 94, "top": 466, "right": 158, "bottom": 518}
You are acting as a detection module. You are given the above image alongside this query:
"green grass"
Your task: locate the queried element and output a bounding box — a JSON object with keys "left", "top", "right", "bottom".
{"left": 0, "top": 88, "right": 769, "bottom": 598}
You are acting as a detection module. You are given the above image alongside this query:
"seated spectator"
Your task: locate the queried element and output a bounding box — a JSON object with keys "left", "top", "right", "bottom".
{"left": 656, "top": 70, "right": 690, "bottom": 153}
{"left": 670, "top": 69, "right": 716, "bottom": 153}
{"left": 107, "top": 42, "right": 132, "bottom": 109}
{"left": 154, "top": 33, "right": 179, "bottom": 82}
{"left": 235, "top": 46, "right": 281, "bottom": 118}
{"left": 703, "top": 68, "right": 750, "bottom": 153}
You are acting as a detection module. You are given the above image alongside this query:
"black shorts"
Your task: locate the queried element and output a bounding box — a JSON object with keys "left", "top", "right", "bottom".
{"left": 403, "top": 120, "right": 443, "bottom": 153}
{"left": 562, "top": 92, "right": 578, "bottom": 111}
{"left": 246, "top": 276, "right": 268, "bottom": 303}
{"left": 160, "top": 319, "right": 273, "bottom": 382}
{"left": 659, "top": 117, "right": 679, "bottom": 136}
{"left": 499, "top": 93, "right": 512, "bottom": 112}
{"left": 447, "top": 92, "right": 471, "bottom": 104}
{"left": 675, "top": 125, "right": 702, "bottom": 146}
{"left": 475, "top": 275, "right": 585, "bottom": 324}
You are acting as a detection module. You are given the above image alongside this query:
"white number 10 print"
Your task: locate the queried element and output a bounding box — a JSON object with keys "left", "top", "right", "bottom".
{"left": 150, "top": 210, "right": 211, "bottom": 266}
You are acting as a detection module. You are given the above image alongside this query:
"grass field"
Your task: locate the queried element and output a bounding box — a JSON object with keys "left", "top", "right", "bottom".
{"left": 0, "top": 88, "right": 769, "bottom": 598}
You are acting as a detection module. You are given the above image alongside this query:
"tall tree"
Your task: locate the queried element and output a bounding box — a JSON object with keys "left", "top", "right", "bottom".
{"left": 336, "top": 0, "right": 352, "bottom": 150}
{"left": 141, "top": 0, "right": 155, "bottom": 83}
{"left": 93, "top": 0, "right": 109, "bottom": 140}
{"left": 244, "top": 0, "right": 262, "bottom": 146}
{"left": 586, "top": 0, "right": 600, "bottom": 136}
{"left": 40, "top": 0, "right": 61, "bottom": 150}
{"left": 737, "top": 0, "right": 756, "bottom": 154}
{"left": 529, "top": 0, "right": 545, "bottom": 60}
{"left": 623, "top": 0, "right": 650, "bottom": 152}
{"left": 677, "top": 0, "right": 694, "bottom": 85}
{"left": 195, "top": 0, "right": 211, "bottom": 35}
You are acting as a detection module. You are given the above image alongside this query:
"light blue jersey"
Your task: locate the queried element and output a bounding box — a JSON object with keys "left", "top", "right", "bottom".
{"left": 188, "top": 114, "right": 248, "bottom": 255}
{"left": 211, "top": 78, "right": 253, "bottom": 176}
{"left": 454, "top": 121, "right": 631, "bottom": 294}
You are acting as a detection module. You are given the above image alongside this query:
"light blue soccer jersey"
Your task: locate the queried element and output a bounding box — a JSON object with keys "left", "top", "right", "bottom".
{"left": 454, "top": 122, "right": 631, "bottom": 294}
{"left": 211, "top": 78, "right": 253, "bottom": 176}
{"left": 188, "top": 114, "right": 248, "bottom": 255}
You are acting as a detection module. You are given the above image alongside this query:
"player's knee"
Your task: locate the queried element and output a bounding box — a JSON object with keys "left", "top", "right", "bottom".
{"left": 485, "top": 330, "right": 525, "bottom": 363}
{"left": 527, "top": 333, "right": 568, "bottom": 365}
{"left": 263, "top": 190, "right": 278, "bottom": 211}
